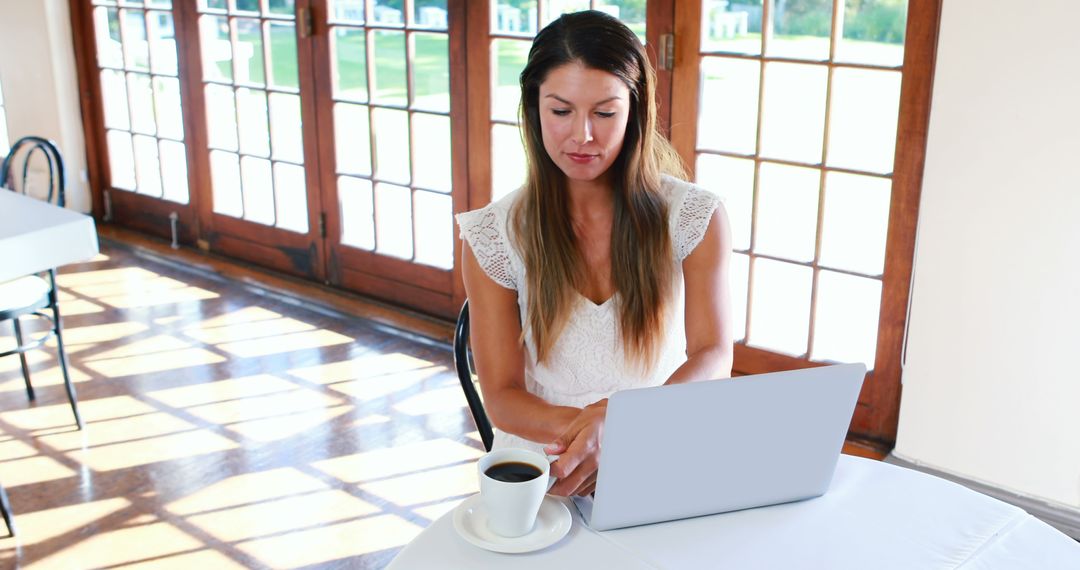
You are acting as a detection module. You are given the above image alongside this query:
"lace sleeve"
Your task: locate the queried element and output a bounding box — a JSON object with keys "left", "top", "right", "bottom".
{"left": 675, "top": 186, "right": 723, "bottom": 261}
{"left": 456, "top": 205, "right": 517, "bottom": 290}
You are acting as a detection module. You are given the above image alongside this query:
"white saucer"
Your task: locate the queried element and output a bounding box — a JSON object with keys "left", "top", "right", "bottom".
{"left": 453, "top": 494, "right": 572, "bottom": 554}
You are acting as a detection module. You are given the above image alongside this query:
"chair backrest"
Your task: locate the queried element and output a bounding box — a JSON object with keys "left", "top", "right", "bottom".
{"left": 0, "top": 136, "right": 66, "bottom": 207}
{"left": 454, "top": 300, "right": 494, "bottom": 451}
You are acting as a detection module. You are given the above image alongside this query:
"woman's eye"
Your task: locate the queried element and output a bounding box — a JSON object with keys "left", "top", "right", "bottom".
{"left": 552, "top": 109, "right": 571, "bottom": 116}
{"left": 596, "top": 111, "right": 616, "bottom": 118}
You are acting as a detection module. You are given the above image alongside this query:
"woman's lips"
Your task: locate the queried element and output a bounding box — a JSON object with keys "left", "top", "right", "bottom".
{"left": 567, "top": 153, "right": 598, "bottom": 164}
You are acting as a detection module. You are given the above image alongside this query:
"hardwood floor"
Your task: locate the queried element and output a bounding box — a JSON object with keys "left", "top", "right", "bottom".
{"left": 0, "top": 236, "right": 884, "bottom": 569}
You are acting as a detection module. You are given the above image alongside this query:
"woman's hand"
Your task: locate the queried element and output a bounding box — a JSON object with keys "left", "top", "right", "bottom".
{"left": 544, "top": 399, "right": 608, "bottom": 497}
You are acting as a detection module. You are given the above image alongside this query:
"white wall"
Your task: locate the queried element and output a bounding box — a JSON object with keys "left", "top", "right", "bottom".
{"left": 0, "top": 0, "right": 91, "bottom": 213}
{"left": 895, "top": 0, "right": 1080, "bottom": 510}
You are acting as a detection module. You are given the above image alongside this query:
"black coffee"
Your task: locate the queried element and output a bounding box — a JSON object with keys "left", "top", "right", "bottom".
{"left": 485, "top": 461, "right": 542, "bottom": 483}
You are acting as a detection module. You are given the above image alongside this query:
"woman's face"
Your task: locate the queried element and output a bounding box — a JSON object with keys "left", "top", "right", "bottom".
{"left": 538, "top": 62, "right": 631, "bottom": 185}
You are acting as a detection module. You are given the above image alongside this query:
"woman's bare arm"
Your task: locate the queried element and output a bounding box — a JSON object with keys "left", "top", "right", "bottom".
{"left": 461, "top": 242, "right": 579, "bottom": 444}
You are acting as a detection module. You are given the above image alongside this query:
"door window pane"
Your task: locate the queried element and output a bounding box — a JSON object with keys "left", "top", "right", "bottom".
{"left": 100, "top": 70, "right": 130, "bottom": 130}
{"left": 413, "top": 0, "right": 448, "bottom": 30}
{"left": 371, "top": 30, "right": 407, "bottom": 106}
{"left": 411, "top": 33, "right": 449, "bottom": 113}
{"left": 147, "top": 10, "right": 178, "bottom": 76}
{"left": 153, "top": 76, "right": 184, "bottom": 140}
{"left": 698, "top": 57, "right": 759, "bottom": 155}
{"left": 200, "top": 15, "right": 233, "bottom": 82}
{"left": 595, "top": 0, "right": 646, "bottom": 43}
{"left": 107, "top": 129, "right": 136, "bottom": 190}
{"left": 236, "top": 88, "right": 271, "bottom": 158}
{"left": 331, "top": 0, "right": 365, "bottom": 23}
{"left": 122, "top": 10, "right": 151, "bottom": 71}
{"left": 748, "top": 258, "right": 812, "bottom": 356}
{"left": 812, "top": 271, "right": 881, "bottom": 368}
{"left": 373, "top": 0, "right": 406, "bottom": 26}
{"left": 269, "top": 93, "right": 303, "bottom": 163}
{"left": 820, "top": 172, "right": 891, "bottom": 276}
{"left": 234, "top": 18, "right": 266, "bottom": 86}
{"left": 372, "top": 108, "right": 410, "bottom": 184}
{"left": 491, "top": 39, "right": 529, "bottom": 122}
{"left": 491, "top": 124, "right": 526, "bottom": 201}
{"left": 332, "top": 27, "right": 368, "bottom": 102}
{"left": 410, "top": 112, "right": 451, "bottom": 193}
{"left": 413, "top": 190, "right": 453, "bottom": 269}
{"left": 493, "top": 0, "right": 537, "bottom": 35}
{"left": 159, "top": 139, "right": 189, "bottom": 204}
{"left": 268, "top": 0, "right": 295, "bottom": 17}
{"left": 374, "top": 183, "right": 413, "bottom": 259}
{"left": 241, "top": 156, "right": 275, "bottom": 225}
{"left": 702, "top": 0, "right": 761, "bottom": 55}
{"left": 274, "top": 163, "right": 308, "bottom": 233}
{"left": 760, "top": 62, "right": 827, "bottom": 164}
{"left": 268, "top": 22, "right": 299, "bottom": 90}
{"left": 205, "top": 84, "right": 239, "bottom": 151}
{"left": 542, "top": 0, "right": 589, "bottom": 27}
{"left": 127, "top": 73, "right": 157, "bottom": 135}
{"left": 755, "top": 163, "right": 819, "bottom": 262}
{"left": 837, "top": 0, "right": 908, "bottom": 67}
{"left": 827, "top": 68, "right": 901, "bottom": 174}
{"left": 211, "top": 150, "right": 243, "bottom": 217}
{"left": 95, "top": 8, "right": 124, "bottom": 69}
{"left": 696, "top": 154, "right": 754, "bottom": 251}
{"left": 339, "top": 176, "right": 375, "bottom": 250}
{"left": 767, "top": 0, "right": 831, "bottom": 61}
{"left": 730, "top": 252, "right": 750, "bottom": 342}
{"left": 133, "top": 134, "right": 163, "bottom": 198}
{"left": 334, "top": 103, "right": 371, "bottom": 176}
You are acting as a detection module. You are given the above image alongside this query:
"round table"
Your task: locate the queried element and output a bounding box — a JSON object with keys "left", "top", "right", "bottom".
{"left": 387, "top": 454, "right": 1080, "bottom": 569}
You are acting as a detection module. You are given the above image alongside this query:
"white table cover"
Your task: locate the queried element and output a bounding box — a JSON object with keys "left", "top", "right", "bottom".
{"left": 387, "top": 455, "right": 1080, "bottom": 569}
{"left": 0, "top": 190, "right": 98, "bottom": 282}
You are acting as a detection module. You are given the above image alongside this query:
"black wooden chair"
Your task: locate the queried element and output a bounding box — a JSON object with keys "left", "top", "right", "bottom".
{"left": 0, "top": 482, "right": 13, "bottom": 536}
{"left": 0, "top": 136, "right": 84, "bottom": 431}
{"left": 454, "top": 300, "right": 494, "bottom": 451}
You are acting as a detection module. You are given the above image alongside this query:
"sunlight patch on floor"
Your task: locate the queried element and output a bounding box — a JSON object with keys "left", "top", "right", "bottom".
{"left": 312, "top": 438, "right": 483, "bottom": 484}
{"left": 146, "top": 374, "right": 302, "bottom": 409}
{"left": 359, "top": 462, "right": 478, "bottom": 506}
{"left": 215, "top": 329, "right": 354, "bottom": 358}
{"left": 166, "top": 467, "right": 330, "bottom": 516}
{"left": 289, "top": 353, "right": 446, "bottom": 401}
{"left": 235, "top": 514, "right": 423, "bottom": 568}
{"left": 26, "top": 521, "right": 207, "bottom": 570}
{"left": 185, "top": 489, "right": 381, "bottom": 543}
{"left": 183, "top": 316, "right": 315, "bottom": 345}
{"left": 392, "top": 385, "right": 468, "bottom": 416}
{"left": 226, "top": 403, "right": 353, "bottom": 442}
{"left": 68, "top": 429, "right": 240, "bottom": 472}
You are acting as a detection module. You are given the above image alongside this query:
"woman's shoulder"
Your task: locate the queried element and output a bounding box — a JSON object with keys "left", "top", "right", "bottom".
{"left": 660, "top": 174, "right": 724, "bottom": 261}
{"left": 456, "top": 188, "right": 523, "bottom": 290}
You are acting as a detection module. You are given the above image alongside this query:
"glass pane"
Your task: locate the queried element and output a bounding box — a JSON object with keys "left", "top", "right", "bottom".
{"left": 268, "top": 22, "right": 299, "bottom": 90}
{"left": 413, "top": 0, "right": 448, "bottom": 30}
{"left": 236, "top": 88, "right": 271, "bottom": 157}
{"left": 730, "top": 252, "right": 750, "bottom": 342}
{"left": 332, "top": 27, "right": 368, "bottom": 102}
{"left": 107, "top": 129, "right": 136, "bottom": 190}
{"left": 205, "top": 84, "right": 238, "bottom": 150}
{"left": 269, "top": 92, "right": 303, "bottom": 163}
{"left": 211, "top": 150, "right": 243, "bottom": 217}
{"left": 595, "top": 1, "right": 645, "bottom": 43}
{"left": 339, "top": 176, "right": 375, "bottom": 250}
{"left": 491, "top": 39, "right": 529, "bottom": 122}
{"left": 268, "top": 0, "right": 295, "bottom": 17}
{"left": 748, "top": 258, "right": 811, "bottom": 356}
{"left": 491, "top": 123, "right": 526, "bottom": 201}
{"left": 241, "top": 156, "right": 275, "bottom": 225}
{"left": 373, "top": 0, "right": 405, "bottom": 26}
{"left": 0, "top": 109, "right": 8, "bottom": 157}
{"left": 127, "top": 73, "right": 156, "bottom": 135}
{"left": 334, "top": 103, "right": 371, "bottom": 175}
{"left": 234, "top": 18, "right": 266, "bottom": 86}
{"left": 411, "top": 112, "right": 451, "bottom": 193}
{"left": 697, "top": 57, "right": 759, "bottom": 155}
{"left": 153, "top": 76, "right": 184, "bottom": 140}
{"left": 756, "top": 162, "right": 819, "bottom": 262}
{"left": 147, "top": 10, "right": 178, "bottom": 75}
{"left": 542, "top": 0, "right": 589, "bottom": 27}
{"left": 100, "top": 69, "right": 130, "bottom": 130}
{"left": 372, "top": 107, "right": 410, "bottom": 184}
{"left": 159, "top": 139, "right": 189, "bottom": 204}
{"left": 374, "top": 183, "right": 413, "bottom": 259}
{"left": 413, "top": 190, "right": 453, "bottom": 269}
{"left": 412, "top": 33, "right": 449, "bottom": 113}
{"left": 811, "top": 271, "right": 881, "bottom": 368}
{"left": 827, "top": 68, "right": 900, "bottom": 174}
{"left": 759, "top": 62, "right": 827, "bottom": 164}
{"left": 234, "top": 0, "right": 259, "bottom": 14}
{"left": 200, "top": 0, "right": 227, "bottom": 12}
{"left": 331, "top": 0, "right": 364, "bottom": 23}
{"left": 200, "top": 15, "right": 233, "bottom": 82}
{"left": 95, "top": 8, "right": 124, "bottom": 69}
{"left": 147, "top": 0, "right": 172, "bottom": 8}
{"left": 695, "top": 154, "right": 753, "bottom": 251}
{"left": 820, "top": 172, "right": 890, "bottom": 276}
{"left": 371, "top": 30, "right": 407, "bottom": 106}
{"left": 492, "top": 0, "right": 537, "bottom": 36}
{"left": 837, "top": 0, "right": 907, "bottom": 67}
{"left": 133, "top": 134, "right": 163, "bottom": 197}
{"left": 701, "top": 0, "right": 762, "bottom": 55}
{"left": 274, "top": 163, "right": 308, "bottom": 233}
{"left": 122, "top": 10, "right": 150, "bottom": 71}
{"left": 767, "top": 0, "right": 831, "bottom": 61}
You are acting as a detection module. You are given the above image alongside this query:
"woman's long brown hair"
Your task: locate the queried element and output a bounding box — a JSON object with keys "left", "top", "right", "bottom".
{"left": 512, "top": 10, "right": 686, "bottom": 368}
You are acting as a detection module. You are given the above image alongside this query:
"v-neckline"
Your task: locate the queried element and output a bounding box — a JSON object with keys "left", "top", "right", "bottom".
{"left": 577, "top": 291, "right": 615, "bottom": 309}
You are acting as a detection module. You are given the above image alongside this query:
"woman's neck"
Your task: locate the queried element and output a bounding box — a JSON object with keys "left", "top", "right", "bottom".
{"left": 565, "top": 175, "right": 614, "bottom": 224}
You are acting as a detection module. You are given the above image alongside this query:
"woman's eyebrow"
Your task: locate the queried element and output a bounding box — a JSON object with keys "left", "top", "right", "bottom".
{"left": 544, "top": 94, "right": 622, "bottom": 105}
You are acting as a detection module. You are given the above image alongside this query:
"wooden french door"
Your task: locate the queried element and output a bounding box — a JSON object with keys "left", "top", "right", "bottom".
{"left": 669, "top": 0, "right": 940, "bottom": 444}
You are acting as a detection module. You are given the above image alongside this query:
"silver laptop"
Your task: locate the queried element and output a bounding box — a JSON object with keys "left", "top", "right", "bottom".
{"left": 573, "top": 363, "right": 867, "bottom": 531}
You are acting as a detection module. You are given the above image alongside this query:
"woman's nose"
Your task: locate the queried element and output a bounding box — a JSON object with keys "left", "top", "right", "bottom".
{"left": 572, "top": 116, "right": 594, "bottom": 145}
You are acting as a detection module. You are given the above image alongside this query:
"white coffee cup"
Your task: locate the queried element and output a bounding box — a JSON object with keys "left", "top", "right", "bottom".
{"left": 477, "top": 448, "right": 556, "bottom": 537}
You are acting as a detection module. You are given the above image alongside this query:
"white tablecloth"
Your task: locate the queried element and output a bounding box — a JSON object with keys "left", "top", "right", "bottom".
{"left": 0, "top": 190, "right": 98, "bottom": 282}
{"left": 387, "top": 455, "right": 1080, "bottom": 569}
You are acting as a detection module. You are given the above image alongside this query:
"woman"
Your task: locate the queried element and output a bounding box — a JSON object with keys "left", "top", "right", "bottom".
{"left": 458, "top": 10, "right": 733, "bottom": 497}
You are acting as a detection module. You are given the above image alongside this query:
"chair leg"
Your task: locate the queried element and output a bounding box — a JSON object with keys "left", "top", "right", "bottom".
{"left": 0, "top": 482, "right": 14, "bottom": 537}
{"left": 53, "top": 326, "right": 84, "bottom": 431}
{"left": 12, "top": 318, "right": 35, "bottom": 401}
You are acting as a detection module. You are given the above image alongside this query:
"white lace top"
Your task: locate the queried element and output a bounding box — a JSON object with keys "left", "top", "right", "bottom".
{"left": 456, "top": 175, "right": 722, "bottom": 453}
